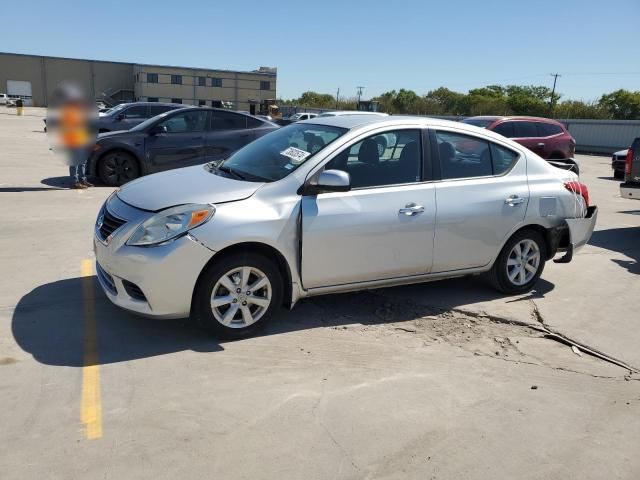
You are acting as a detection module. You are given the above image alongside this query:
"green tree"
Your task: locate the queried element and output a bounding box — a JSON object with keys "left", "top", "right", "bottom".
{"left": 598, "top": 89, "right": 640, "bottom": 119}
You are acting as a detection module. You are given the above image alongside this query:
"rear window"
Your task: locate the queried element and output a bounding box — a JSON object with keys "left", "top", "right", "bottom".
{"left": 247, "top": 116, "right": 264, "bottom": 128}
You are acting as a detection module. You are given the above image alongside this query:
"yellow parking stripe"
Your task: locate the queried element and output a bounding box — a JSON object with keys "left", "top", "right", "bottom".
{"left": 80, "top": 259, "right": 102, "bottom": 439}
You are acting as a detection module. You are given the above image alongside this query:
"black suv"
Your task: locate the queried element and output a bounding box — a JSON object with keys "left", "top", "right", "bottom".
{"left": 88, "top": 107, "right": 278, "bottom": 186}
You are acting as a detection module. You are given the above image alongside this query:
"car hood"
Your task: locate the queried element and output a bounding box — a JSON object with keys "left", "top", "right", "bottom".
{"left": 116, "top": 165, "right": 264, "bottom": 211}
{"left": 614, "top": 149, "right": 629, "bottom": 156}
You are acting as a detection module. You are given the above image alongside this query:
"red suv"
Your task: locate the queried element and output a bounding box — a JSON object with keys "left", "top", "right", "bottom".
{"left": 462, "top": 116, "right": 576, "bottom": 159}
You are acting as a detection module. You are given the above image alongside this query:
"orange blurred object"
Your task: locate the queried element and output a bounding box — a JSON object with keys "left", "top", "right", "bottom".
{"left": 60, "top": 103, "right": 90, "bottom": 148}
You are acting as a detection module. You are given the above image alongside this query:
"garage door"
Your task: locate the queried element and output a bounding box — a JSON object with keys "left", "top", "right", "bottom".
{"left": 7, "top": 80, "right": 33, "bottom": 106}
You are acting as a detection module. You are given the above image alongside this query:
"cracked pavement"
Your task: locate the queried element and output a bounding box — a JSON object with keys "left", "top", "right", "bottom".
{"left": 1, "top": 110, "right": 639, "bottom": 479}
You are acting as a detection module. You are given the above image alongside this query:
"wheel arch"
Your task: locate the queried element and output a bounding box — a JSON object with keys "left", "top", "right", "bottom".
{"left": 492, "top": 222, "right": 564, "bottom": 267}
{"left": 191, "top": 241, "right": 294, "bottom": 314}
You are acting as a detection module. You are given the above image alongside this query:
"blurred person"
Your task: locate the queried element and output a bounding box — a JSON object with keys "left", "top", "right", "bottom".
{"left": 47, "top": 83, "right": 97, "bottom": 189}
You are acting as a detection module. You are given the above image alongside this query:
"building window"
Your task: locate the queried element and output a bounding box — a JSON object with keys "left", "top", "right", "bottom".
{"left": 147, "top": 97, "right": 159, "bottom": 102}
{"left": 147, "top": 73, "right": 158, "bottom": 83}
{"left": 171, "top": 75, "right": 182, "bottom": 85}
{"left": 260, "top": 81, "right": 270, "bottom": 90}
{"left": 211, "top": 78, "right": 222, "bottom": 87}
{"left": 211, "top": 100, "right": 222, "bottom": 107}
{"left": 198, "top": 76, "right": 206, "bottom": 86}
{"left": 198, "top": 100, "right": 206, "bottom": 106}
{"left": 171, "top": 98, "right": 182, "bottom": 104}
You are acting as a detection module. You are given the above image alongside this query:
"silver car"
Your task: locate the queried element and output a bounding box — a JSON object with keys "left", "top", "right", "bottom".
{"left": 94, "top": 115, "right": 597, "bottom": 338}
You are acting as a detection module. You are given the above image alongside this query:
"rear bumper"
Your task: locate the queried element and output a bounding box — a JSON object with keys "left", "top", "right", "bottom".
{"left": 552, "top": 206, "right": 598, "bottom": 264}
{"left": 620, "top": 182, "right": 640, "bottom": 200}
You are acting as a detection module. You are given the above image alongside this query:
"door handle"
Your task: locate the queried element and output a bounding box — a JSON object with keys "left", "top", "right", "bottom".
{"left": 536, "top": 142, "right": 545, "bottom": 148}
{"left": 505, "top": 195, "right": 525, "bottom": 206}
{"left": 399, "top": 203, "right": 425, "bottom": 216}
{"left": 191, "top": 136, "right": 204, "bottom": 140}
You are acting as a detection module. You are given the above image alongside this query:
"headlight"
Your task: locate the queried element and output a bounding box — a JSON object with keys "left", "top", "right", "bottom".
{"left": 127, "top": 204, "right": 215, "bottom": 247}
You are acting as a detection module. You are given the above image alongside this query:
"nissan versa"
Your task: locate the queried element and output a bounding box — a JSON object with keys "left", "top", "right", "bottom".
{"left": 94, "top": 115, "right": 597, "bottom": 338}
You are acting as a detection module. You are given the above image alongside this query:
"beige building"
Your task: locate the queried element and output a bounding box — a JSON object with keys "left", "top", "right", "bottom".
{"left": 0, "top": 52, "right": 277, "bottom": 113}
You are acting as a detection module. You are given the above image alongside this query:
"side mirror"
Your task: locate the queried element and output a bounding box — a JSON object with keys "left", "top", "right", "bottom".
{"left": 304, "top": 169, "right": 351, "bottom": 194}
{"left": 149, "top": 125, "right": 168, "bottom": 135}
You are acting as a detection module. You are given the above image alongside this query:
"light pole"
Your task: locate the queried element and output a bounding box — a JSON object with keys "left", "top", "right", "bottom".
{"left": 550, "top": 73, "right": 561, "bottom": 115}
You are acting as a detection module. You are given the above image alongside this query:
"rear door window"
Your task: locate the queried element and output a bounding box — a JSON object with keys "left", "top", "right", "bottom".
{"left": 490, "top": 143, "right": 519, "bottom": 175}
{"left": 435, "top": 131, "right": 493, "bottom": 180}
{"left": 211, "top": 111, "right": 247, "bottom": 130}
{"left": 538, "top": 123, "right": 563, "bottom": 136}
{"left": 513, "top": 122, "right": 538, "bottom": 138}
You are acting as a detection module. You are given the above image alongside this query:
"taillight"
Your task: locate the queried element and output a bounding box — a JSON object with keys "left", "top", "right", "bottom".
{"left": 625, "top": 149, "right": 634, "bottom": 175}
{"left": 564, "top": 181, "right": 590, "bottom": 207}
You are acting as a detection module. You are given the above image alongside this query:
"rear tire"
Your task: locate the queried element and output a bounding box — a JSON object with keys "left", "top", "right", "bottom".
{"left": 614, "top": 169, "right": 624, "bottom": 179}
{"left": 193, "top": 253, "right": 283, "bottom": 339}
{"left": 489, "top": 229, "right": 547, "bottom": 294}
{"left": 98, "top": 151, "right": 140, "bottom": 186}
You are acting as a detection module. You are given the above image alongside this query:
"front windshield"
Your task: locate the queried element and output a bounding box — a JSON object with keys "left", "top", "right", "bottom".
{"left": 461, "top": 118, "right": 495, "bottom": 128}
{"left": 217, "top": 123, "right": 347, "bottom": 182}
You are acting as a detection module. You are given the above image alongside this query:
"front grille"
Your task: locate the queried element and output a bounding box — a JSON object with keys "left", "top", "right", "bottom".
{"left": 98, "top": 207, "right": 126, "bottom": 241}
{"left": 96, "top": 262, "right": 117, "bottom": 295}
{"left": 122, "top": 280, "right": 147, "bottom": 302}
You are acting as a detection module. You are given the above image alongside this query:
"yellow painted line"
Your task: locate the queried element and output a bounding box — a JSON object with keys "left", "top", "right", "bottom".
{"left": 80, "top": 259, "right": 102, "bottom": 439}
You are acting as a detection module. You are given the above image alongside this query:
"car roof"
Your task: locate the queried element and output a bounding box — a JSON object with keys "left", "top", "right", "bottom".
{"left": 465, "top": 115, "right": 564, "bottom": 125}
{"left": 305, "top": 114, "right": 534, "bottom": 144}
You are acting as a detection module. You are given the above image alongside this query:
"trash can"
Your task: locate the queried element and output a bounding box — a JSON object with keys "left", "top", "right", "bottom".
{"left": 16, "top": 98, "right": 24, "bottom": 116}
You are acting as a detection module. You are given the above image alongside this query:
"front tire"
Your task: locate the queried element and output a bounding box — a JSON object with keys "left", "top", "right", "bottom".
{"left": 98, "top": 151, "right": 140, "bottom": 186}
{"left": 193, "top": 253, "right": 283, "bottom": 339}
{"left": 489, "top": 230, "right": 546, "bottom": 294}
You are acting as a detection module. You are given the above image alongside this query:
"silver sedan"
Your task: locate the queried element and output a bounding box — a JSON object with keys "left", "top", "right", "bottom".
{"left": 94, "top": 115, "right": 597, "bottom": 338}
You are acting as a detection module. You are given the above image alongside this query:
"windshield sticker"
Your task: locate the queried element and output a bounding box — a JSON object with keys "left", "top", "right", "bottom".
{"left": 280, "top": 146, "right": 310, "bottom": 164}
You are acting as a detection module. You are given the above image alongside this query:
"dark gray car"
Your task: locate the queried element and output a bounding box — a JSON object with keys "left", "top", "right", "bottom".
{"left": 88, "top": 107, "right": 279, "bottom": 186}
{"left": 98, "top": 102, "right": 183, "bottom": 132}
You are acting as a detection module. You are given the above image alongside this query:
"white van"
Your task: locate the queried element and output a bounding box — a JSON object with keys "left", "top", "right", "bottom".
{"left": 0, "top": 93, "right": 9, "bottom": 105}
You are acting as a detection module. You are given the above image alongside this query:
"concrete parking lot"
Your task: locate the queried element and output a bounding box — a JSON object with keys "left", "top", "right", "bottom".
{"left": 1, "top": 108, "right": 639, "bottom": 479}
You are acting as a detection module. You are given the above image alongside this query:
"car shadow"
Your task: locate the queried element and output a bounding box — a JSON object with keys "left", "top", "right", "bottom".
{"left": 12, "top": 274, "right": 554, "bottom": 367}
{"left": 12, "top": 276, "right": 222, "bottom": 367}
{"left": 589, "top": 227, "right": 640, "bottom": 275}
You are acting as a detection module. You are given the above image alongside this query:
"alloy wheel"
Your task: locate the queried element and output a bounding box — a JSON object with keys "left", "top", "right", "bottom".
{"left": 210, "top": 266, "right": 272, "bottom": 328}
{"left": 506, "top": 239, "right": 541, "bottom": 286}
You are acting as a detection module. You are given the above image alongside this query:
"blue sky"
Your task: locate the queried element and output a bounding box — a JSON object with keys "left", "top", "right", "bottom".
{"left": 2, "top": 0, "right": 639, "bottom": 101}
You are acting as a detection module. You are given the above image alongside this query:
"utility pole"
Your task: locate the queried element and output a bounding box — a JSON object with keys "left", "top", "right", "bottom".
{"left": 336, "top": 88, "right": 340, "bottom": 109}
{"left": 357, "top": 86, "right": 364, "bottom": 105}
{"left": 549, "top": 73, "right": 561, "bottom": 115}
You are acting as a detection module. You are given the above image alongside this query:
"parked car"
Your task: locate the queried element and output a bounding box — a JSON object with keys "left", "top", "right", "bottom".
{"left": 611, "top": 148, "right": 628, "bottom": 179}
{"left": 0, "top": 93, "right": 8, "bottom": 105}
{"left": 94, "top": 115, "right": 597, "bottom": 338}
{"left": 461, "top": 116, "right": 576, "bottom": 159}
{"left": 88, "top": 107, "right": 278, "bottom": 186}
{"left": 620, "top": 137, "right": 640, "bottom": 200}
{"left": 289, "top": 112, "right": 318, "bottom": 122}
{"left": 97, "top": 102, "right": 183, "bottom": 132}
